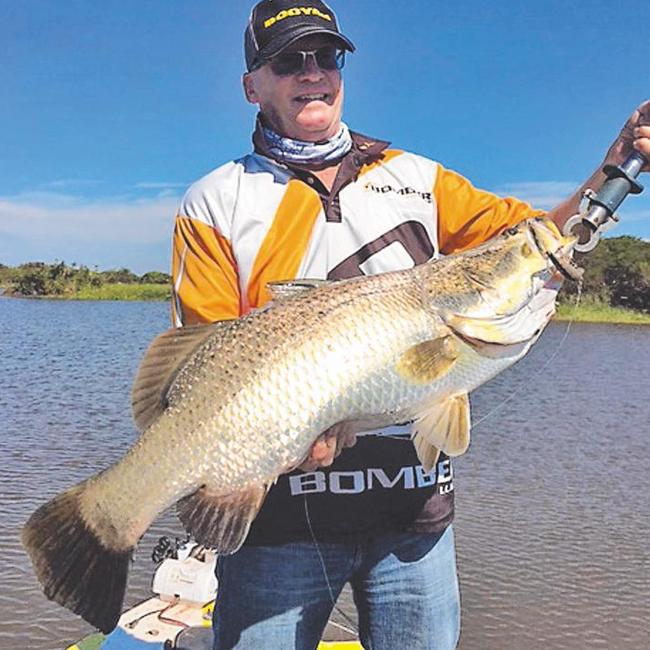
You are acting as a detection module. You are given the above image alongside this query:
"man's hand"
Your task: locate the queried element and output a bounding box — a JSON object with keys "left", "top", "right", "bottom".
{"left": 547, "top": 100, "right": 650, "bottom": 230}
{"left": 605, "top": 100, "right": 650, "bottom": 170}
{"left": 298, "top": 423, "right": 357, "bottom": 471}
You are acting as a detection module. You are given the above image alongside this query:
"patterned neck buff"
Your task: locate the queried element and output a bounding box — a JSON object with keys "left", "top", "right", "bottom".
{"left": 261, "top": 121, "right": 353, "bottom": 166}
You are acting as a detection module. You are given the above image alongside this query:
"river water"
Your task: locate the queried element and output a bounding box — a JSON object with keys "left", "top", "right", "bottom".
{"left": 1, "top": 297, "right": 649, "bottom": 649}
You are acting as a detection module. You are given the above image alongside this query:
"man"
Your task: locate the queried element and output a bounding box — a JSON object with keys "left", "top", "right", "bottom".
{"left": 171, "top": 2, "right": 649, "bottom": 648}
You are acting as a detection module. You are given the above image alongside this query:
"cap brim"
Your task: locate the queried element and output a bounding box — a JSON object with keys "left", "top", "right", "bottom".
{"left": 260, "top": 26, "right": 355, "bottom": 61}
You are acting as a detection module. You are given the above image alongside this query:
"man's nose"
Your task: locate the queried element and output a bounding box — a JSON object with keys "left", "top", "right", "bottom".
{"left": 298, "top": 53, "right": 324, "bottom": 80}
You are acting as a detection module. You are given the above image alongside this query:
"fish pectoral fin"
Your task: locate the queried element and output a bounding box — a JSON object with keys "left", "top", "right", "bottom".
{"left": 443, "top": 296, "right": 555, "bottom": 347}
{"left": 412, "top": 393, "right": 471, "bottom": 471}
{"left": 267, "top": 278, "right": 331, "bottom": 303}
{"left": 131, "top": 321, "right": 233, "bottom": 432}
{"left": 176, "top": 483, "right": 270, "bottom": 554}
{"left": 396, "top": 335, "right": 458, "bottom": 385}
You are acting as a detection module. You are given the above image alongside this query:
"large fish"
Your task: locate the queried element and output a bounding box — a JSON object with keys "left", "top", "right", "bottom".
{"left": 23, "top": 217, "right": 578, "bottom": 633}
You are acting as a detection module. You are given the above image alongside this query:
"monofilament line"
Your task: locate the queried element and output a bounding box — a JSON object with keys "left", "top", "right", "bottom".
{"left": 303, "top": 495, "right": 369, "bottom": 647}
{"left": 473, "top": 282, "right": 582, "bottom": 430}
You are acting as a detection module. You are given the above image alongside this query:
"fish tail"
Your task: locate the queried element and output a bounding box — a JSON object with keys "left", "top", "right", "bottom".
{"left": 22, "top": 481, "right": 132, "bottom": 633}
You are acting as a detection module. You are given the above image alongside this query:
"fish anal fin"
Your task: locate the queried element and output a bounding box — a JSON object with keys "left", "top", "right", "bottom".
{"left": 131, "top": 322, "right": 231, "bottom": 432}
{"left": 413, "top": 438, "right": 442, "bottom": 473}
{"left": 176, "top": 484, "right": 269, "bottom": 554}
{"left": 396, "top": 335, "right": 458, "bottom": 385}
{"left": 412, "top": 393, "right": 471, "bottom": 470}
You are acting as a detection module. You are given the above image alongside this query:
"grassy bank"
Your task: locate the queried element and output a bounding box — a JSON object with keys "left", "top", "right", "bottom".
{"left": 1, "top": 283, "right": 170, "bottom": 301}
{"left": 73, "top": 283, "right": 171, "bottom": 301}
{"left": 556, "top": 301, "right": 650, "bottom": 324}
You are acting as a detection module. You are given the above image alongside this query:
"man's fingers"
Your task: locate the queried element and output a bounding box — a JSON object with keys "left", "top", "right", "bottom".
{"left": 610, "top": 100, "right": 650, "bottom": 171}
{"left": 621, "top": 100, "right": 650, "bottom": 136}
{"left": 297, "top": 428, "right": 358, "bottom": 471}
{"left": 336, "top": 431, "right": 357, "bottom": 455}
{"left": 298, "top": 436, "right": 337, "bottom": 471}
{"left": 313, "top": 435, "right": 338, "bottom": 465}
{"left": 632, "top": 123, "right": 650, "bottom": 169}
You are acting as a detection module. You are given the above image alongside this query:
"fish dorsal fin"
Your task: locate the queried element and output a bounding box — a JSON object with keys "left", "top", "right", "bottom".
{"left": 396, "top": 335, "right": 458, "bottom": 385}
{"left": 412, "top": 393, "right": 471, "bottom": 471}
{"left": 176, "top": 483, "right": 270, "bottom": 553}
{"left": 131, "top": 322, "right": 229, "bottom": 432}
{"left": 266, "top": 278, "right": 330, "bottom": 302}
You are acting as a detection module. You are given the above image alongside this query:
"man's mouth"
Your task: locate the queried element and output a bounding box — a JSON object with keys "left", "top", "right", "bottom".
{"left": 294, "top": 93, "right": 329, "bottom": 103}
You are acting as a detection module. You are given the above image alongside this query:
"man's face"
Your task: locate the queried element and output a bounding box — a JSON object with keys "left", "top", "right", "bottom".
{"left": 243, "top": 35, "right": 344, "bottom": 142}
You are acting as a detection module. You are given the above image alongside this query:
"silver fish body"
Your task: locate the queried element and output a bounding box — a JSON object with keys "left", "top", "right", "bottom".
{"left": 22, "top": 217, "right": 576, "bottom": 632}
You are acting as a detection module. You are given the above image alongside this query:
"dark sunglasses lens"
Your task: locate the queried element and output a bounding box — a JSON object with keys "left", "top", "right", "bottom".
{"left": 270, "top": 52, "right": 304, "bottom": 75}
{"left": 314, "top": 48, "right": 340, "bottom": 70}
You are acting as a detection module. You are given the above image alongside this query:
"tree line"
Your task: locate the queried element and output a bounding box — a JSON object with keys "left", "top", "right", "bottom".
{"left": 0, "top": 261, "right": 171, "bottom": 297}
{"left": 560, "top": 236, "right": 650, "bottom": 312}
{"left": 1, "top": 235, "right": 649, "bottom": 311}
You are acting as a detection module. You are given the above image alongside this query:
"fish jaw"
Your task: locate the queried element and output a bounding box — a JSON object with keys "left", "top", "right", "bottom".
{"left": 528, "top": 217, "right": 577, "bottom": 259}
{"left": 528, "top": 217, "right": 582, "bottom": 281}
{"left": 421, "top": 217, "right": 577, "bottom": 326}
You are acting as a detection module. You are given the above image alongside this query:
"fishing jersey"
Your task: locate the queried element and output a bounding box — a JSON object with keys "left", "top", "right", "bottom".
{"left": 171, "top": 127, "right": 543, "bottom": 544}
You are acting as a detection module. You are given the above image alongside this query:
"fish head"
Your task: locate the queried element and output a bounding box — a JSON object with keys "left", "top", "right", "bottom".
{"left": 424, "top": 217, "right": 580, "bottom": 320}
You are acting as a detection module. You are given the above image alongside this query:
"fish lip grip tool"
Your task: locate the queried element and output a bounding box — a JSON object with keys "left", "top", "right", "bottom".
{"left": 563, "top": 151, "right": 647, "bottom": 253}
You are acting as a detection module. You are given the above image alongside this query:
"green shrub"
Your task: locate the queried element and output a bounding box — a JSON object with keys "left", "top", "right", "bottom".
{"left": 139, "top": 271, "right": 172, "bottom": 285}
{"left": 100, "top": 268, "right": 139, "bottom": 284}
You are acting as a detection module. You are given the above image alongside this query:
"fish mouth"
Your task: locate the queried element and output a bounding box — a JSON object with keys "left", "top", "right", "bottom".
{"left": 548, "top": 245, "right": 583, "bottom": 282}
{"left": 529, "top": 218, "right": 583, "bottom": 282}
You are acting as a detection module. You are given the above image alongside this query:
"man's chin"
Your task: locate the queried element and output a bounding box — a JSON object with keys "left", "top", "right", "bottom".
{"left": 292, "top": 118, "right": 340, "bottom": 142}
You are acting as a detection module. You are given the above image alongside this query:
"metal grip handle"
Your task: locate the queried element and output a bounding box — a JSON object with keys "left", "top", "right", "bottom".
{"left": 563, "top": 151, "right": 647, "bottom": 253}
{"left": 621, "top": 150, "right": 647, "bottom": 177}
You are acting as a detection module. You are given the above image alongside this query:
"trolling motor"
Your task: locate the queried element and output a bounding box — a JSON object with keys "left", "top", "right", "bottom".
{"left": 563, "top": 151, "right": 648, "bottom": 252}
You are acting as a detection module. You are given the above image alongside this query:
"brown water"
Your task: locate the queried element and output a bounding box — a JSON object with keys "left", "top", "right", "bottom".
{"left": 1, "top": 298, "right": 649, "bottom": 650}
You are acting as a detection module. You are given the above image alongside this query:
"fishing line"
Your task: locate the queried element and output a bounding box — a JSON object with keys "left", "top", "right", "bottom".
{"left": 472, "top": 281, "right": 583, "bottom": 430}
{"left": 303, "top": 495, "right": 369, "bottom": 646}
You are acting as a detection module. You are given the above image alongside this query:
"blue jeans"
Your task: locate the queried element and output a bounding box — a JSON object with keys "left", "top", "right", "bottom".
{"left": 213, "top": 526, "right": 460, "bottom": 650}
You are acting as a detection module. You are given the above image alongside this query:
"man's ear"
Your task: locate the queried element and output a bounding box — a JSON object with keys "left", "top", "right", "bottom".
{"left": 242, "top": 73, "right": 258, "bottom": 104}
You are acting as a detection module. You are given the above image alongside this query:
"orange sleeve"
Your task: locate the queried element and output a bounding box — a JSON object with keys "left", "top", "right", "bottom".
{"left": 171, "top": 215, "right": 241, "bottom": 325}
{"left": 435, "top": 165, "right": 545, "bottom": 255}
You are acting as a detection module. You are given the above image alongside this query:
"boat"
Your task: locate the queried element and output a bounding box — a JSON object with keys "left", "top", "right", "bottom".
{"left": 67, "top": 537, "right": 362, "bottom": 650}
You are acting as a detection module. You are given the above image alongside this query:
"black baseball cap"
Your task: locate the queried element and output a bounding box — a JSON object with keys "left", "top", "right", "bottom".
{"left": 245, "top": 0, "right": 355, "bottom": 72}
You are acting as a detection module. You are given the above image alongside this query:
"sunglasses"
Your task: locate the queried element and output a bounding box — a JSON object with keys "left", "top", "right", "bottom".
{"left": 265, "top": 47, "right": 346, "bottom": 76}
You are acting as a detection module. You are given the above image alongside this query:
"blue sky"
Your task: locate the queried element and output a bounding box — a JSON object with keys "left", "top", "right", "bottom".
{"left": 1, "top": 0, "right": 649, "bottom": 273}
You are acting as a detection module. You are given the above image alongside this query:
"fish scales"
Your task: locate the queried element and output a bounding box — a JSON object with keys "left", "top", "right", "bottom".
{"left": 22, "top": 217, "right": 578, "bottom": 633}
{"left": 79, "top": 270, "right": 433, "bottom": 544}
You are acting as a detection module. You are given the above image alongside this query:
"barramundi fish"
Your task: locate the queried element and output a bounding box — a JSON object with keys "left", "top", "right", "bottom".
{"left": 23, "top": 217, "right": 578, "bottom": 633}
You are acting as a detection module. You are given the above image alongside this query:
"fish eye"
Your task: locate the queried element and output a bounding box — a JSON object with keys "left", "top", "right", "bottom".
{"left": 503, "top": 227, "right": 519, "bottom": 237}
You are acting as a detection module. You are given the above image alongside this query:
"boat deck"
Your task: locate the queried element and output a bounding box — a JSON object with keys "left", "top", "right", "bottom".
{"left": 68, "top": 596, "right": 362, "bottom": 649}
